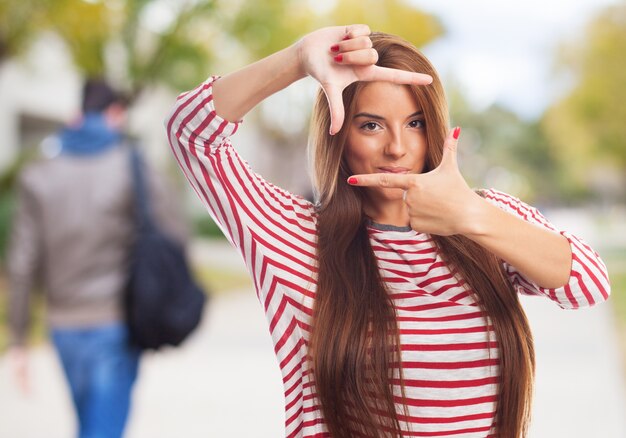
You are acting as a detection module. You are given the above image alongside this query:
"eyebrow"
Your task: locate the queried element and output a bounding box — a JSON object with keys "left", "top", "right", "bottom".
{"left": 353, "top": 111, "right": 424, "bottom": 120}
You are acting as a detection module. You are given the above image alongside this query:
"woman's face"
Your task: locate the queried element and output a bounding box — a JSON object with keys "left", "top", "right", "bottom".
{"left": 344, "top": 81, "right": 428, "bottom": 204}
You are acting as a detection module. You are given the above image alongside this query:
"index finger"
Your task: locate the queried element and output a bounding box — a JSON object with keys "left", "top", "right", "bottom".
{"left": 361, "top": 65, "right": 433, "bottom": 85}
{"left": 348, "top": 173, "right": 414, "bottom": 189}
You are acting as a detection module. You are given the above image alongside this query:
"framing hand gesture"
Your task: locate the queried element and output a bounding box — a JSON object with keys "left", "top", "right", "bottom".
{"left": 348, "top": 127, "right": 481, "bottom": 236}
{"left": 297, "top": 25, "right": 433, "bottom": 135}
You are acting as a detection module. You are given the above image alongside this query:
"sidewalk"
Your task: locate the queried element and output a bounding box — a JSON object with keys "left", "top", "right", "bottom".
{"left": 523, "top": 294, "right": 626, "bottom": 437}
{"left": 0, "top": 289, "right": 285, "bottom": 438}
{"left": 0, "top": 240, "right": 286, "bottom": 438}
{"left": 1, "top": 239, "right": 625, "bottom": 437}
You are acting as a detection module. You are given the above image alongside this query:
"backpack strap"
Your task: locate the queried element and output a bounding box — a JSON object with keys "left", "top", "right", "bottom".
{"left": 129, "top": 147, "right": 156, "bottom": 232}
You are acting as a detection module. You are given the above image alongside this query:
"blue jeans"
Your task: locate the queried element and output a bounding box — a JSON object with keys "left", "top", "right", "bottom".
{"left": 51, "top": 323, "right": 140, "bottom": 438}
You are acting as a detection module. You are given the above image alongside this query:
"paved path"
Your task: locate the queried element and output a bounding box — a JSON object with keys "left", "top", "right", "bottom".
{"left": 1, "top": 238, "right": 625, "bottom": 437}
{"left": 523, "top": 294, "right": 626, "bottom": 437}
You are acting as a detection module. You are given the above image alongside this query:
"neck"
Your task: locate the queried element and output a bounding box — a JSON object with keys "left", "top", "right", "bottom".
{"left": 362, "top": 194, "right": 409, "bottom": 227}
{"left": 60, "top": 112, "right": 122, "bottom": 156}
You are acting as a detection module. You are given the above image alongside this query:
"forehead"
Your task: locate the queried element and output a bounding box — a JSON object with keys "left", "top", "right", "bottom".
{"left": 354, "top": 82, "right": 421, "bottom": 114}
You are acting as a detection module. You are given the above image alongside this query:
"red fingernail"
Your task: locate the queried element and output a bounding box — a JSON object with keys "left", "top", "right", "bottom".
{"left": 330, "top": 44, "right": 339, "bottom": 52}
{"left": 347, "top": 177, "right": 358, "bottom": 185}
{"left": 334, "top": 54, "right": 343, "bottom": 62}
{"left": 453, "top": 126, "right": 461, "bottom": 139}
{"left": 342, "top": 35, "right": 350, "bottom": 40}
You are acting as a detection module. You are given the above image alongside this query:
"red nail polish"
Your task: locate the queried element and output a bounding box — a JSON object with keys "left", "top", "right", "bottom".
{"left": 342, "top": 35, "right": 350, "bottom": 40}
{"left": 347, "top": 177, "right": 358, "bottom": 185}
{"left": 334, "top": 54, "right": 343, "bottom": 62}
{"left": 330, "top": 44, "right": 339, "bottom": 52}
{"left": 453, "top": 126, "right": 461, "bottom": 139}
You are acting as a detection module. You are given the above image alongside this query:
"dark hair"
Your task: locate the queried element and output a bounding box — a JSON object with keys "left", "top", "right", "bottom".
{"left": 309, "top": 32, "right": 535, "bottom": 437}
{"left": 81, "top": 78, "right": 126, "bottom": 113}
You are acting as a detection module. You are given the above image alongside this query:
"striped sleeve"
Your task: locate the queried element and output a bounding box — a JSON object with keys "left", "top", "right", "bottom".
{"left": 166, "top": 77, "right": 321, "bottom": 436}
{"left": 480, "top": 188, "right": 610, "bottom": 309}
{"left": 164, "top": 75, "right": 318, "bottom": 298}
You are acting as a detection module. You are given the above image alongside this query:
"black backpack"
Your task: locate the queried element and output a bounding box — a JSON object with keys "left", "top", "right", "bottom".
{"left": 125, "top": 148, "right": 206, "bottom": 350}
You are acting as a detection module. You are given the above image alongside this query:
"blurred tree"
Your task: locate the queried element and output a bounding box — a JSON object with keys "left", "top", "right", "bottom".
{"left": 228, "top": 0, "right": 443, "bottom": 60}
{"left": 225, "top": 0, "right": 312, "bottom": 59}
{"left": 1, "top": 0, "right": 219, "bottom": 98}
{"left": 45, "top": 0, "right": 219, "bottom": 99}
{"left": 543, "top": 3, "right": 626, "bottom": 200}
{"left": 45, "top": 0, "right": 111, "bottom": 76}
{"left": 328, "top": 0, "right": 443, "bottom": 48}
{"left": 3, "top": 0, "right": 443, "bottom": 103}
{"left": 0, "top": 0, "right": 51, "bottom": 63}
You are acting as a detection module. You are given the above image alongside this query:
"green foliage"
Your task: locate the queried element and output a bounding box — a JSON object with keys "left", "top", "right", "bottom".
{"left": 224, "top": 0, "right": 444, "bottom": 172}
{"left": 40, "top": 0, "right": 219, "bottom": 97}
{"left": 227, "top": 0, "right": 312, "bottom": 59}
{"left": 2, "top": 0, "right": 443, "bottom": 99}
{"left": 0, "top": 0, "right": 51, "bottom": 62}
{"left": 46, "top": 0, "right": 111, "bottom": 75}
{"left": 543, "top": 3, "right": 626, "bottom": 198}
{"left": 145, "top": 35, "right": 212, "bottom": 92}
{"left": 0, "top": 194, "right": 14, "bottom": 263}
{"left": 0, "top": 150, "right": 37, "bottom": 262}
{"left": 226, "top": 0, "right": 443, "bottom": 62}
{"left": 194, "top": 215, "right": 226, "bottom": 239}
{"left": 121, "top": 0, "right": 218, "bottom": 95}
{"left": 329, "top": 0, "right": 443, "bottom": 47}
{"left": 449, "top": 88, "right": 560, "bottom": 203}
{"left": 194, "top": 265, "right": 252, "bottom": 296}
{"left": 604, "top": 248, "right": 626, "bottom": 347}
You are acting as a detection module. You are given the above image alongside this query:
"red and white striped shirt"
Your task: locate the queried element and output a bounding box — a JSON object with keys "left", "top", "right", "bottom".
{"left": 166, "top": 77, "right": 610, "bottom": 437}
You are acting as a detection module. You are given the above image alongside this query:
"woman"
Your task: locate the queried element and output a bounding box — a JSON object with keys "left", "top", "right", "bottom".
{"left": 166, "top": 25, "right": 610, "bottom": 438}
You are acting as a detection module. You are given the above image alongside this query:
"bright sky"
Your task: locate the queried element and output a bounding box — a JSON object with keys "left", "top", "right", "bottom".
{"left": 410, "top": 0, "right": 621, "bottom": 119}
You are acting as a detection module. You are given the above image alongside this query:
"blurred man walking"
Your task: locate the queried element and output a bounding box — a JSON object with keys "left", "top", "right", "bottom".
{"left": 6, "top": 79, "right": 183, "bottom": 438}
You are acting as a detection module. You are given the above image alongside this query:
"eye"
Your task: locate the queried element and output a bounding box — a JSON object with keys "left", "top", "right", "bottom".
{"left": 408, "top": 119, "right": 425, "bottom": 129}
{"left": 360, "top": 121, "right": 381, "bottom": 132}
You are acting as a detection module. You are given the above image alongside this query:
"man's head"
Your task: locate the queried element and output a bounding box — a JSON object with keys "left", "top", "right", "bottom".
{"left": 82, "top": 78, "right": 125, "bottom": 113}
{"left": 81, "top": 78, "right": 129, "bottom": 130}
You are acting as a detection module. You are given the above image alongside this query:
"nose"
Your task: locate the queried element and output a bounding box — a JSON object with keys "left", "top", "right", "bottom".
{"left": 383, "top": 128, "right": 407, "bottom": 159}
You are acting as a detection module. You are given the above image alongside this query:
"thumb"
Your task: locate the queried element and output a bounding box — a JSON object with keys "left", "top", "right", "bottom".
{"left": 322, "top": 83, "right": 345, "bottom": 135}
{"left": 440, "top": 126, "right": 461, "bottom": 168}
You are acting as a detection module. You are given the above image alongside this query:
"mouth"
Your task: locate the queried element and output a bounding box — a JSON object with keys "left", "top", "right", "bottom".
{"left": 377, "top": 167, "right": 410, "bottom": 174}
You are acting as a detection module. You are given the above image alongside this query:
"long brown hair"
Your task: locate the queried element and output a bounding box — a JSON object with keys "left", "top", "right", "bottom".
{"left": 308, "top": 33, "right": 535, "bottom": 437}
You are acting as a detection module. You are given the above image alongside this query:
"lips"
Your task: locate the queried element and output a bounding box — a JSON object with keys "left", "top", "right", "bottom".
{"left": 378, "top": 167, "right": 410, "bottom": 174}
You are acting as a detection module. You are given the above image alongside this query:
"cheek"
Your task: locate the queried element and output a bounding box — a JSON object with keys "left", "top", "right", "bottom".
{"left": 344, "top": 139, "right": 376, "bottom": 173}
{"left": 411, "top": 135, "right": 429, "bottom": 171}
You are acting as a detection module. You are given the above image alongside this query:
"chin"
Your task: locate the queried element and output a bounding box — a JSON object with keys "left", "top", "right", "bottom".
{"left": 369, "top": 187, "right": 404, "bottom": 202}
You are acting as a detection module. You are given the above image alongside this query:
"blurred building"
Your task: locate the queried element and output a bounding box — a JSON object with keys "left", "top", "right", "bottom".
{"left": 0, "top": 32, "right": 312, "bottom": 203}
{"left": 0, "top": 33, "right": 171, "bottom": 171}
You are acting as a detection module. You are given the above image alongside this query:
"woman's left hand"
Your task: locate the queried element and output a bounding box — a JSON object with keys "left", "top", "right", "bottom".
{"left": 348, "top": 127, "right": 482, "bottom": 236}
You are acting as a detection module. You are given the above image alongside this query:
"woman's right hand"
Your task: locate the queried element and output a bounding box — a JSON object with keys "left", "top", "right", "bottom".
{"left": 296, "top": 24, "right": 433, "bottom": 135}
